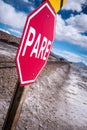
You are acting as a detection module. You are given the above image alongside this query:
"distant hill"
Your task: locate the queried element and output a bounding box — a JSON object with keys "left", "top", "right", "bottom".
{"left": 50, "top": 51, "right": 68, "bottom": 62}
{"left": 75, "top": 62, "right": 87, "bottom": 67}
{"left": 50, "top": 51, "right": 87, "bottom": 68}
{"left": 0, "top": 30, "right": 20, "bottom": 46}
{"left": 1, "top": 30, "right": 86, "bottom": 68}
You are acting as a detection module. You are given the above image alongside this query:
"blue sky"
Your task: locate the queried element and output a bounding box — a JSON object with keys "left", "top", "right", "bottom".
{"left": 0, "top": 0, "right": 87, "bottom": 65}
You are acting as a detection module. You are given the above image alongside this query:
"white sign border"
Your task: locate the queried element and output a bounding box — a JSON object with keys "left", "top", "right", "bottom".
{"left": 17, "top": 2, "right": 56, "bottom": 85}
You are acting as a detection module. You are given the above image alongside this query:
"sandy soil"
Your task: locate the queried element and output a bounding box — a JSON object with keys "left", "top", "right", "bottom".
{"left": 0, "top": 54, "right": 18, "bottom": 129}
{"left": 0, "top": 52, "right": 70, "bottom": 130}
{"left": 16, "top": 63, "right": 87, "bottom": 130}
{"left": 0, "top": 41, "right": 87, "bottom": 130}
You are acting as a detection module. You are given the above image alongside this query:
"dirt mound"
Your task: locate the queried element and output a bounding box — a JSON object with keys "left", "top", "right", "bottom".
{"left": 0, "top": 30, "right": 20, "bottom": 45}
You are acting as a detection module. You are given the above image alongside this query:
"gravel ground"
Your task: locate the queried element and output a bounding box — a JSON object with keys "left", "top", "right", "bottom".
{"left": 0, "top": 53, "right": 70, "bottom": 130}
{"left": 0, "top": 50, "right": 87, "bottom": 130}
{"left": 16, "top": 63, "right": 87, "bottom": 130}
{"left": 0, "top": 54, "right": 18, "bottom": 129}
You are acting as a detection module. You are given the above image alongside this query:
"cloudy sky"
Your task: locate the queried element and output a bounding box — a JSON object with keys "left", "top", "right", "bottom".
{"left": 0, "top": 0, "right": 87, "bottom": 66}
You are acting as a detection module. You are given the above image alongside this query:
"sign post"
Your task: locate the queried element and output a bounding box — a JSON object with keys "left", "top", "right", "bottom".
{"left": 2, "top": 81, "right": 29, "bottom": 130}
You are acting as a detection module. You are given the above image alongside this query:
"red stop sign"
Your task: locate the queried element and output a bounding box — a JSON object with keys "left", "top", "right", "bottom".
{"left": 16, "top": 1, "right": 56, "bottom": 86}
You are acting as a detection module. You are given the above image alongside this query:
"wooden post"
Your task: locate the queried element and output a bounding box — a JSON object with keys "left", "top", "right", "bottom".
{"left": 2, "top": 80, "right": 29, "bottom": 130}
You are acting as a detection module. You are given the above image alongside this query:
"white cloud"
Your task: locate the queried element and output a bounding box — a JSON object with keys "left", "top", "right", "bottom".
{"left": 63, "top": 0, "right": 86, "bottom": 12}
{"left": 52, "top": 48, "right": 87, "bottom": 66}
{"left": 9, "top": 28, "right": 22, "bottom": 35}
{"left": 55, "top": 14, "right": 87, "bottom": 47}
{"left": 0, "top": 28, "right": 10, "bottom": 34}
{"left": 29, "top": 6, "right": 35, "bottom": 11}
{"left": 0, "top": 0, "right": 27, "bottom": 29}
{"left": 22, "top": 0, "right": 29, "bottom": 3}
{"left": 66, "top": 13, "right": 87, "bottom": 32}
{"left": 22, "top": 0, "right": 35, "bottom": 11}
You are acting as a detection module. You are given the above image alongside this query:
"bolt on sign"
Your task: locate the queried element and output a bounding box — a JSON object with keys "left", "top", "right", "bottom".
{"left": 16, "top": 0, "right": 67, "bottom": 86}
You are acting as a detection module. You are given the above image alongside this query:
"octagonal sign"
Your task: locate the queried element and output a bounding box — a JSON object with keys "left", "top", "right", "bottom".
{"left": 16, "top": 1, "right": 56, "bottom": 86}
